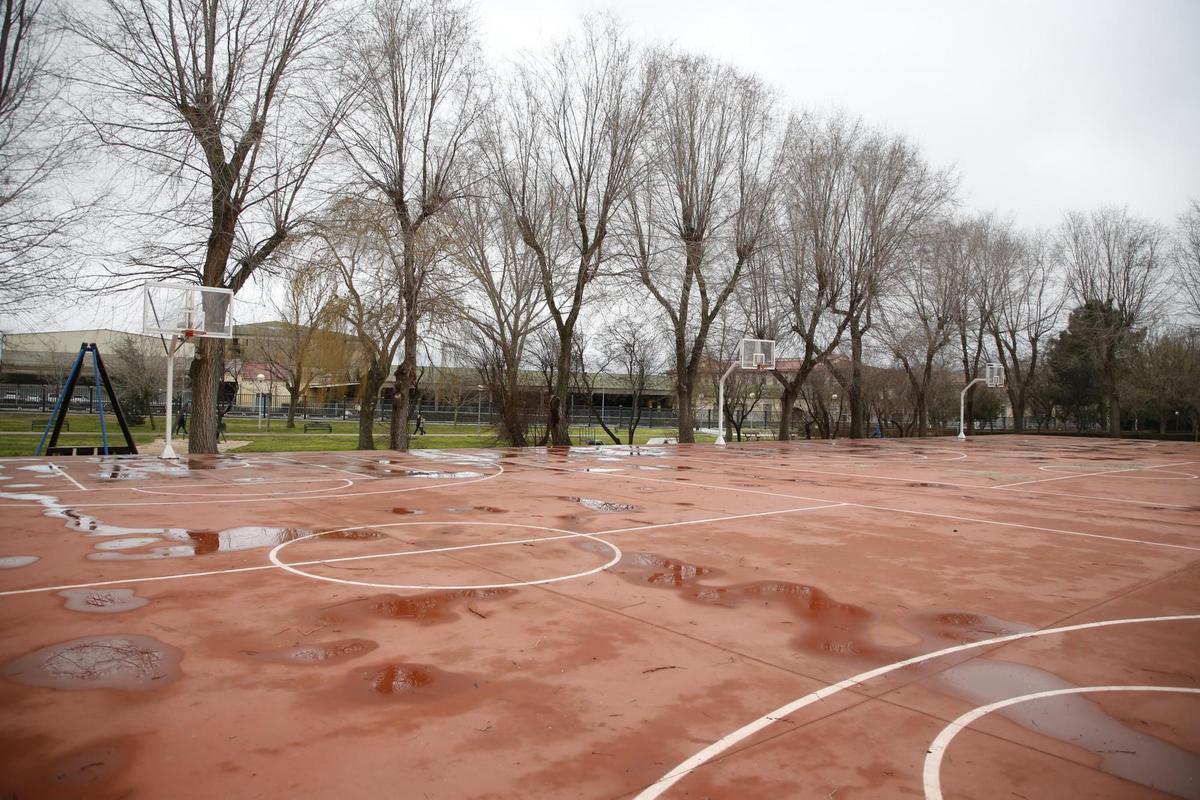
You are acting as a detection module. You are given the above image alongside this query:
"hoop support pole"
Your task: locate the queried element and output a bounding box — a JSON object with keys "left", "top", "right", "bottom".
{"left": 714, "top": 361, "right": 739, "bottom": 446}
{"left": 957, "top": 377, "right": 987, "bottom": 441}
{"left": 162, "top": 335, "right": 183, "bottom": 459}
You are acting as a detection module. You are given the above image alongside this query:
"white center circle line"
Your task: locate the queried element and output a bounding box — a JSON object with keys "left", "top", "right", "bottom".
{"left": 633, "top": 614, "right": 1200, "bottom": 799}
{"left": 268, "top": 520, "right": 623, "bottom": 591}
{"left": 923, "top": 685, "right": 1200, "bottom": 800}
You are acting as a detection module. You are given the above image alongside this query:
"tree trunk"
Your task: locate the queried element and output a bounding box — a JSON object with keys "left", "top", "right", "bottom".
{"left": 1108, "top": 391, "right": 1121, "bottom": 438}
{"left": 848, "top": 323, "right": 865, "bottom": 439}
{"left": 286, "top": 387, "right": 298, "bottom": 428}
{"left": 777, "top": 383, "right": 798, "bottom": 441}
{"left": 358, "top": 371, "right": 384, "bottom": 449}
{"left": 549, "top": 333, "right": 572, "bottom": 446}
{"left": 187, "top": 338, "right": 222, "bottom": 454}
{"left": 1011, "top": 396, "right": 1026, "bottom": 433}
{"left": 676, "top": 384, "right": 694, "bottom": 443}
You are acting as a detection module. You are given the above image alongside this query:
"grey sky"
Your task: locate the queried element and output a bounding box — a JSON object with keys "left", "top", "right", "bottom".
{"left": 476, "top": 0, "right": 1199, "bottom": 228}
{"left": 8, "top": 0, "right": 1197, "bottom": 334}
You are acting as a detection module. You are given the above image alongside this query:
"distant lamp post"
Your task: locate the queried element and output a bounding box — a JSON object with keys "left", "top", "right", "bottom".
{"left": 1175, "top": 410, "right": 1181, "bottom": 433}
{"left": 476, "top": 384, "right": 485, "bottom": 434}
{"left": 256, "top": 372, "right": 266, "bottom": 431}
{"left": 830, "top": 393, "right": 839, "bottom": 440}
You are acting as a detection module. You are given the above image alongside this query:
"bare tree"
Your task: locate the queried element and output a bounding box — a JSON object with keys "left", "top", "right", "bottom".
{"left": 599, "top": 315, "right": 662, "bottom": 444}
{"left": 987, "top": 230, "right": 1064, "bottom": 431}
{"left": 875, "top": 221, "right": 962, "bottom": 436}
{"left": 334, "top": 0, "right": 484, "bottom": 451}
{"left": 627, "top": 53, "right": 775, "bottom": 442}
{"left": 0, "top": 0, "right": 84, "bottom": 314}
{"left": 110, "top": 334, "right": 167, "bottom": 428}
{"left": 490, "top": 19, "right": 657, "bottom": 446}
{"left": 249, "top": 259, "right": 336, "bottom": 427}
{"left": 765, "top": 112, "right": 858, "bottom": 439}
{"left": 314, "top": 198, "right": 405, "bottom": 449}
{"left": 67, "top": 0, "right": 344, "bottom": 453}
{"left": 701, "top": 318, "right": 768, "bottom": 442}
{"left": 444, "top": 194, "right": 548, "bottom": 446}
{"left": 1060, "top": 207, "right": 1167, "bottom": 437}
{"left": 1177, "top": 200, "right": 1200, "bottom": 323}
{"left": 951, "top": 214, "right": 1012, "bottom": 433}
{"left": 829, "top": 130, "right": 954, "bottom": 438}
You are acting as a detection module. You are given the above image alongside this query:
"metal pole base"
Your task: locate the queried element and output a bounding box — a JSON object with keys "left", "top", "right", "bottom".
{"left": 161, "top": 442, "right": 178, "bottom": 459}
{"left": 956, "top": 431, "right": 966, "bottom": 441}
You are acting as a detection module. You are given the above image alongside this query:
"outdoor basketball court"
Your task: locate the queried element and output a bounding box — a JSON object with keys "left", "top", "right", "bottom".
{"left": 0, "top": 436, "right": 1197, "bottom": 799}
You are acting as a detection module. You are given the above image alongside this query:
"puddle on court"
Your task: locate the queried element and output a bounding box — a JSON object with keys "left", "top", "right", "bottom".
{"left": 354, "top": 461, "right": 483, "bottom": 479}
{"left": 246, "top": 638, "right": 379, "bottom": 665}
{"left": 930, "top": 658, "right": 1200, "bottom": 797}
{"left": 317, "top": 588, "right": 516, "bottom": 626}
{"left": 342, "top": 661, "right": 482, "bottom": 705}
{"left": 904, "top": 609, "right": 1035, "bottom": 644}
{"left": 47, "top": 739, "right": 132, "bottom": 788}
{"left": 564, "top": 497, "right": 642, "bottom": 513}
{"left": 58, "top": 588, "right": 149, "bottom": 613}
{"left": 1, "top": 634, "right": 182, "bottom": 691}
{"left": 325, "top": 529, "right": 390, "bottom": 540}
{"left": 92, "top": 526, "right": 316, "bottom": 560}
{"left": 0, "top": 555, "right": 39, "bottom": 568}
{"left": 614, "top": 551, "right": 716, "bottom": 587}
{"left": 369, "top": 663, "right": 436, "bottom": 693}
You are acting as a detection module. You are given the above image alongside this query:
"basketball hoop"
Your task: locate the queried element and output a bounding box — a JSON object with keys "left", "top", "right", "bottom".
{"left": 716, "top": 338, "right": 776, "bottom": 446}
{"left": 142, "top": 281, "right": 235, "bottom": 459}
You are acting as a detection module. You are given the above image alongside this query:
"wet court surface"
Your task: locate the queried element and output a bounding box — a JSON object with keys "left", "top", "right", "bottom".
{"left": 0, "top": 437, "right": 1197, "bottom": 799}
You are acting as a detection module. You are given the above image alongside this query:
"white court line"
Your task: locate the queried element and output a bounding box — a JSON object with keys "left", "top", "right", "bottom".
{"left": 272, "top": 454, "right": 381, "bottom": 480}
{"left": 49, "top": 463, "right": 87, "bottom": 492}
{"left": 270, "top": 523, "right": 625, "bottom": 591}
{"left": 0, "top": 503, "right": 844, "bottom": 597}
{"left": 561, "top": 467, "right": 1200, "bottom": 553}
{"left": 992, "top": 461, "right": 1195, "bottom": 488}
{"left": 668, "top": 450, "right": 1200, "bottom": 511}
{"left": 0, "top": 462, "right": 506, "bottom": 508}
{"left": 131, "top": 477, "right": 353, "bottom": 497}
{"left": 923, "top": 685, "right": 1200, "bottom": 800}
{"left": 633, "top": 614, "right": 1200, "bottom": 800}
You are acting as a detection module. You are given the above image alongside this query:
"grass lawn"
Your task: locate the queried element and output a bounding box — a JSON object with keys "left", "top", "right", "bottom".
{"left": 0, "top": 412, "right": 711, "bottom": 457}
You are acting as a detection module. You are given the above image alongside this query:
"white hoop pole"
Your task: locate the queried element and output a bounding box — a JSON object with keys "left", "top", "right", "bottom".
{"left": 161, "top": 336, "right": 182, "bottom": 459}
{"left": 957, "top": 377, "right": 986, "bottom": 441}
{"left": 714, "top": 362, "right": 739, "bottom": 446}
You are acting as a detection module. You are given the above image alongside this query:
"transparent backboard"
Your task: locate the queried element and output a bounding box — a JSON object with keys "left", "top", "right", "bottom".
{"left": 143, "top": 281, "right": 234, "bottom": 338}
{"left": 740, "top": 338, "right": 775, "bottom": 370}
{"left": 985, "top": 362, "right": 1005, "bottom": 388}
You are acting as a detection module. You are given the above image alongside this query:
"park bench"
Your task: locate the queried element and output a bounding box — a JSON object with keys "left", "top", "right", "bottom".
{"left": 304, "top": 421, "right": 333, "bottom": 433}
{"left": 32, "top": 419, "right": 68, "bottom": 431}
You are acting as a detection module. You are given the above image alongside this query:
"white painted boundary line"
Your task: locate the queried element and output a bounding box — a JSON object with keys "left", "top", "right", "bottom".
{"left": 273, "top": 455, "right": 380, "bottom": 480}
{"left": 923, "top": 685, "right": 1200, "bottom": 800}
{"left": 993, "top": 461, "right": 1196, "bottom": 489}
{"left": 49, "top": 463, "right": 87, "bottom": 492}
{"left": 131, "top": 477, "right": 353, "bottom": 498}
{"left": 0, "top": 462, "right": 506, "bottom": 508}
{"left": 670, "top": 451, "right": 1200, "bottom": 509}
{"left": 633, "top": 614, "right": 1200, "bottom": 800}
{"left": 591, "top": 471, "right": 1200, "bottom": 552}
{"left": 0, "top": 503, "right": 845, "bottom": 597}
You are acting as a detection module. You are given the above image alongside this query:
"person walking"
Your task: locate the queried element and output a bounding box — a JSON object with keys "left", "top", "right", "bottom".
{"left": 175, "top": 399, "right": 188, "bottom": 435}
{"left": 414, "top": 411, "right": 427, "bottom": 437}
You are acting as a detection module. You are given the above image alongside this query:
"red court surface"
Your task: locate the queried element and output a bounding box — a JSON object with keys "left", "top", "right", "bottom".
{"left": 0, "top": 437, "right": 1197, "bottom": 799}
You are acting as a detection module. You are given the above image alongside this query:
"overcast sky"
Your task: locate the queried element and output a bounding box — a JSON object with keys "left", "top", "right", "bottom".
{"left": 9, "top": 0, "right": 1198, "bottom": 334}
{"left": 477, "top": 0, "right": 1199, "bottom": 228}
